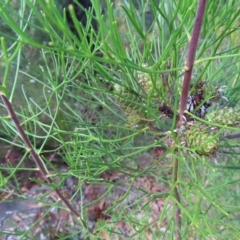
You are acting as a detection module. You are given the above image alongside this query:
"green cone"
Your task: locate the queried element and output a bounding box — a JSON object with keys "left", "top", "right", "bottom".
{"left": 137, "top": 69, "right": 160, "bottom": 97}
{"left": 114, "top": 84, "right": 146, "bottom": 125}
{"left": 205, "top": 107, "right": 240, "bottom": 126}
{"left": 183, "top": 122, "right": 219, "bottom": 156}
{"left": 114, "top": 66, "right": 161, "bottom": 125}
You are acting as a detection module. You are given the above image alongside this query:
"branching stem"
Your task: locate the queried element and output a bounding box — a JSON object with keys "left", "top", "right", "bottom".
{"left": 173, "top": 157, "right": 181, "bottom": 239}
{"left": 0, "top": 91, "right": 87, "bottom": 228}
{"left": 175, "top": 1, "right": 207, "bottom": 238}
{"left": 179, "top": 0, "right": 207, "bottom": 124}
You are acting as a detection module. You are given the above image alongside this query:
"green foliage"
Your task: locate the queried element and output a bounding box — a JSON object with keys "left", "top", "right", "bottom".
{"left": 0, "top": 0, "right": 240, "bottom": 239}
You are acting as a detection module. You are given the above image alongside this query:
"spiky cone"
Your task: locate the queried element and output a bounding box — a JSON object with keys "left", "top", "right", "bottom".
{"left": 181, "top": 122, "right": 219, "bottom": 156}
{"left": 114, "top": 84, "right": 147, "bottom": 125}
{"left": 205, "top": 107, "right": 240, "bottom": 126}
{"left": 137, "top": 66, "right": 160, "bottom": 97}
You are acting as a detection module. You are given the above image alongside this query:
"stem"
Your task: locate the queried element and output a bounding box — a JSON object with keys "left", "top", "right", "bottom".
{"left": 178, "top": 0, "right": 207, "bottom": 125}
{"left": 0, "top": 91, "right": 86, "bottom": 228}
{"left": 174, "top": 1, "right": 207, "bottom": 237}
{"left": 223, "top": 133, "right": 240, "bottom": 140}
{"left": 173, "top": 157, "right": 181, "bottom": 239}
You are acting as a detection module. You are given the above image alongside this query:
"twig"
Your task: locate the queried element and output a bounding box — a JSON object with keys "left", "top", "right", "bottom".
{"left": 223, "top": 133, "right": 240, "bottom": 140}
{"left": 174, "top": 1, "right": 207, "bottom": 238}
{"left": 0, "top": 91, "right": 87, "bottom": 228}
{"left": 173, "top": 157, "right": 181, "bottom": 239}
{"left": 178, "top": 0, "right": 207, "bottom": 125}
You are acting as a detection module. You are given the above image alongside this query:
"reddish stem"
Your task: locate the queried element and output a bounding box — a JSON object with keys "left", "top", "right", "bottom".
{"left": 174, "top": 1, "right": 207, "bottom": 239}
{"left": 0, "top": 92, "right": 85, "bottom": 225}
{"left": 179, "top": 0, "right": 207, "bottom": 125}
